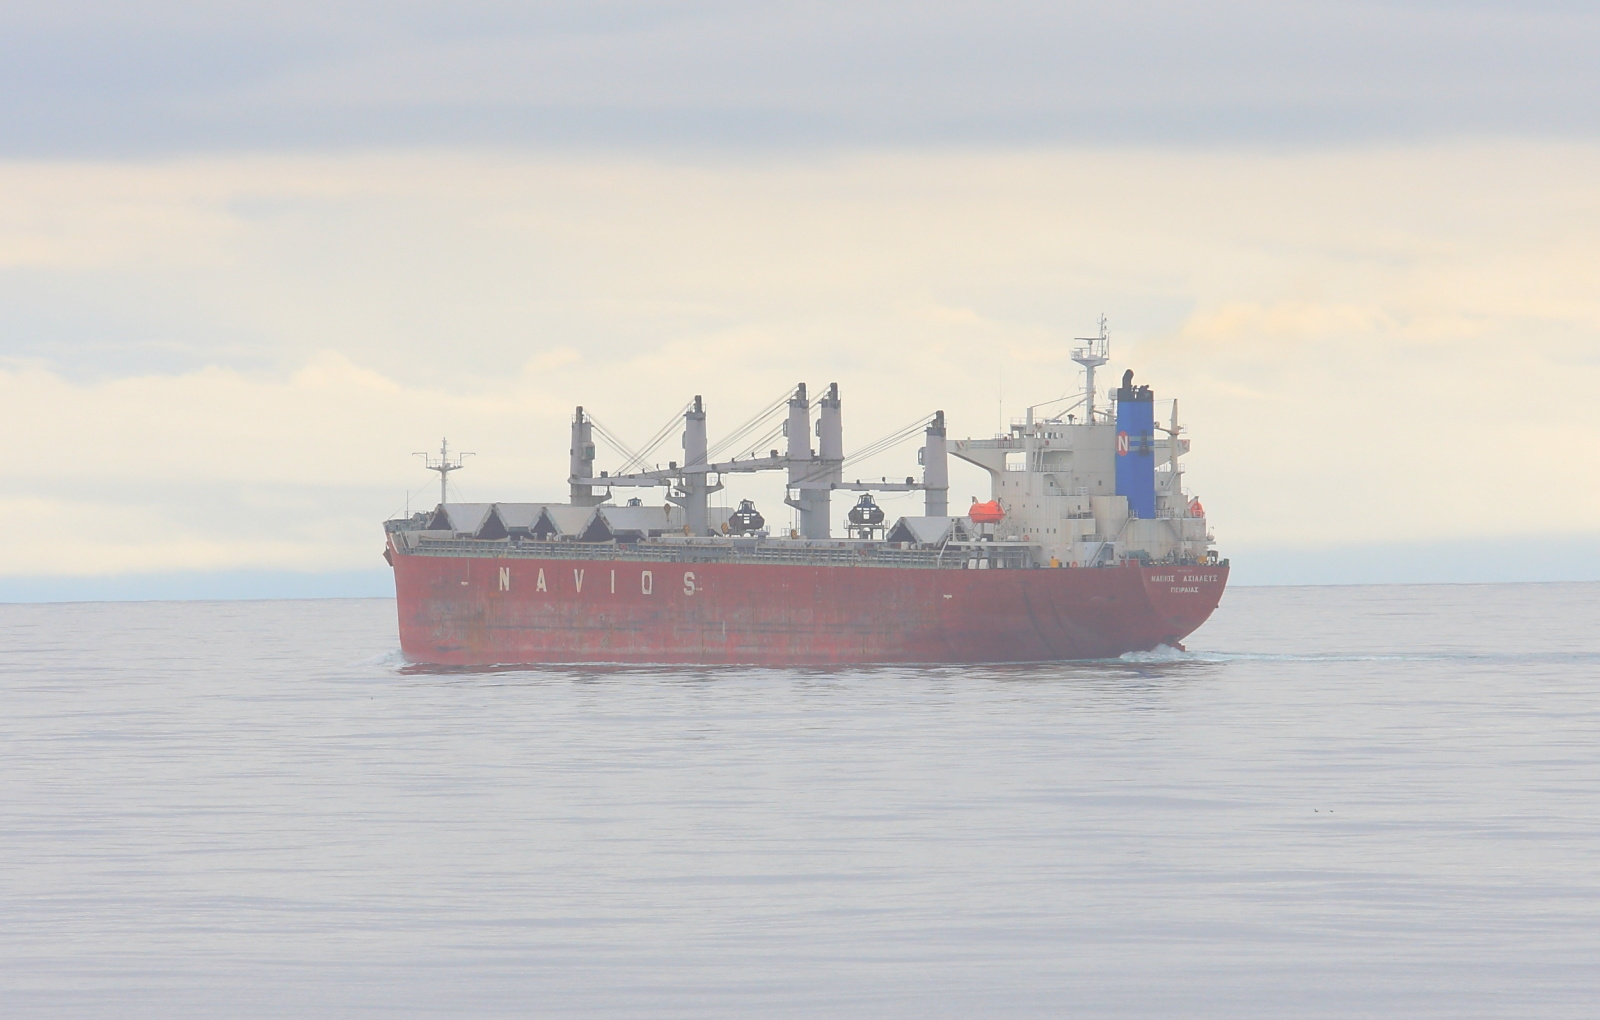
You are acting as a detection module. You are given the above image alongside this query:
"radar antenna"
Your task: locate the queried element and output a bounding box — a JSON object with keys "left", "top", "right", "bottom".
{"left": 1071, "top": 314, "right": 1111, "bottom": 423}
{"left": 414, "top": 438, "right": 473, "bottom": 505}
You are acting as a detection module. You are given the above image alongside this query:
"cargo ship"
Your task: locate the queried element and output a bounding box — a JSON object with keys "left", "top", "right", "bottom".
{"left": 384, "top": 321, "right": 1227, "bottom": 665}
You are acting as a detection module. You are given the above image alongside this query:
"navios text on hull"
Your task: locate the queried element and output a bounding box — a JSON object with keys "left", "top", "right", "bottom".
{"left": 384, "top": 322, "right": 1228, "bottom": 664}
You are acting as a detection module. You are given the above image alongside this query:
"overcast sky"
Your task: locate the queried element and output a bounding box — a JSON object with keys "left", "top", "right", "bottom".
{"left": 6, "top": 1, "right": 1600, "bottom": 153}
{"left": 2, "top": 2, "right": 1598, "bottom": 593}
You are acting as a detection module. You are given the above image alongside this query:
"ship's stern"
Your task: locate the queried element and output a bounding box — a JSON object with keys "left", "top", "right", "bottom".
{"left": 1136, "top": 562, "right": 1229, "bottom": 648}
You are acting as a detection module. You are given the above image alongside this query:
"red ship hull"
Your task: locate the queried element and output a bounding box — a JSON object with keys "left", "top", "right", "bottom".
{"left": 391, "top": 551, "right": 1228, "bottom": 666}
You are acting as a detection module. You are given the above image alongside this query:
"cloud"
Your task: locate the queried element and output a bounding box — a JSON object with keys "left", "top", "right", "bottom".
{"left": 1, "top": 143, "right": 1597, "bottom": 577}
{"left": 4, "top": 2, "right": 1600, "bottom": 155}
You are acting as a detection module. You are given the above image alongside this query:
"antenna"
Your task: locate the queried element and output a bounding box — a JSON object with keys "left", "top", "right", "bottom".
{"left": 414, "top": 438, "right": 473, "bottom": 506}
{"left": 1071, "top": 314, "right": 1111, "bottom": 424}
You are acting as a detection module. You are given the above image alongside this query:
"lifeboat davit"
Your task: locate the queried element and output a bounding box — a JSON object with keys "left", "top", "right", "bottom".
{"left": 968, "top": 499, "right": 1004, "bottom": 524}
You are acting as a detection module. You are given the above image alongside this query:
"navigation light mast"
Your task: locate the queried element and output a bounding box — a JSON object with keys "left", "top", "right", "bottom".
{"left": 415, "top": 438, "right": 472, "bottom": 506}
{"left": 1071, "top": 314, "right": 1111, "bottom": 423}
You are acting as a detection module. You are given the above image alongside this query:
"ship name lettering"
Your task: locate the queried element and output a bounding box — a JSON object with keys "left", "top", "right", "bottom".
{"left": 683, "top": 571, "right": 697, "bottom": 596}
{"left": 499, "top": 566, "right": 511, "bottom": 591}
{"left": 573, "top": 568, "right": 584, "bottom": 593}
{"left": 1180, "top": 574, "right": 1218, "bottom": 583}
{"left": 641, "top": 570, "right": 653, "bottom": 595}
{"left": 536, "top": 568, "right": 547, "bottom": 592}
{"left": 1151, "top": 575, "right": 1175, "bottom": 582}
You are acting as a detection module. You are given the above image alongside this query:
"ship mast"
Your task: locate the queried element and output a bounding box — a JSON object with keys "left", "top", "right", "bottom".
{"left": 1071, "top": 314, "right": 1111, "bottom": 423}
{"left": 415, "top": 438, "right": 472, "bottom": 506}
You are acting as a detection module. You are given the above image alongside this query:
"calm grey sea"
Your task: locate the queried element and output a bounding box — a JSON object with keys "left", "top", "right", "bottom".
{"left": 2, "top": 583, "right": 1598, "bottom": 1018}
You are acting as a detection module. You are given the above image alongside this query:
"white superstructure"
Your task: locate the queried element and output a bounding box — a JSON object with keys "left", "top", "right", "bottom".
{"left": 949, "top": 322, "right": 1214, "bottom": 568}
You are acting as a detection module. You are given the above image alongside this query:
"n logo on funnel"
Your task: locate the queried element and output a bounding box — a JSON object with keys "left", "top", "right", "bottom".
{"left": 1116, "top": 431, "right": 1129, "bottom": 455}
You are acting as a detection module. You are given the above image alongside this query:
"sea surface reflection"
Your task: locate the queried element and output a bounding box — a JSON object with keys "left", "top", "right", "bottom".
{"left": 2, "top": 583, "right": 1598, "bottom": 1017}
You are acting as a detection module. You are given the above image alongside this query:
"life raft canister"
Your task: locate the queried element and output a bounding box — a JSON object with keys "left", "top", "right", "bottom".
{"left": 1188, "top": 497, "right": 1205, "bottom": 517}
{"left": 968, "top": 499, "right": 1005, "bottom": 524}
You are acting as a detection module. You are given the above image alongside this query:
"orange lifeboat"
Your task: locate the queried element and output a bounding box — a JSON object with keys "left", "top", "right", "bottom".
{"left": 968, "top": 499, "right": 1005, "bottom": 524}
{"left": 1188, "top": 498, "right": 1205, "bottom": 518}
